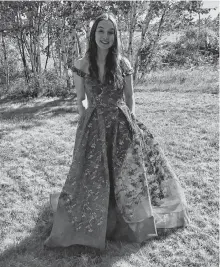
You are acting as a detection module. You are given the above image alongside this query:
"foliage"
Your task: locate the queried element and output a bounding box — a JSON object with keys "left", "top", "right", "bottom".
{"left": 5, "top": 77, "right": 37, "bottom": 99}
{"left": 0, "top": 45, "right": 20, "bottom": 83}
{"left": 40, "top": 70, "right": 72, "bottom": 97}
{"left": 161, "top": 27, "right": 219, "bottom": 68}
{"left": 0, "top": 0, "right": 219, "bottom": 98}
{"left": 4, "top": 70, "right": 71, "bottom": 99}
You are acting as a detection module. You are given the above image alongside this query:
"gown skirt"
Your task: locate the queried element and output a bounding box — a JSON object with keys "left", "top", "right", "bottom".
{"left": 44, "top": 64, "right": 190, "bottom": 250}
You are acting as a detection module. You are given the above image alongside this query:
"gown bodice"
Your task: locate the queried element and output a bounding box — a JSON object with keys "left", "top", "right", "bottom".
{"left": 71, "top": 58, "right": 133, "bottom": 110}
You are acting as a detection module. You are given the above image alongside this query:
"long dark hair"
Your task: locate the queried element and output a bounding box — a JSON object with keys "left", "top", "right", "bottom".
{"left": 86, "top": 13, "right": 123, "bottom": 87}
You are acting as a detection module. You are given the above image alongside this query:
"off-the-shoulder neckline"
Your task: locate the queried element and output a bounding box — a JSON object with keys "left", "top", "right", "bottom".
{"left": 71, "top": 65, "right": 90, "bottom": 77}
{"left": 71, "top": 59, "right": 133, "bottom": 81}
{"left": 72, "top": 65, "right": 107, "bottom": 85}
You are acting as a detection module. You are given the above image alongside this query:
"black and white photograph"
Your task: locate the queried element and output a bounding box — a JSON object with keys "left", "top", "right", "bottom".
{"left": 0, "top": 1, "right": 219, "bottom": 266}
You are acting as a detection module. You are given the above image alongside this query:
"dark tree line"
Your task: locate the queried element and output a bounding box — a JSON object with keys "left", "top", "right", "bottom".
{"left": 0, "top": 1, "right": 218, "bottom": 97}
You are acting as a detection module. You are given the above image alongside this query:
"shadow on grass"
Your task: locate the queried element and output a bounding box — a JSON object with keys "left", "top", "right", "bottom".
{"left": 0, "top": 95, "right": 27, "bottom": 105}
{"left": 0, "top": 204, "right": 104, "bottom": 267}
{"left": 0, "top": 201, "right": 182, "bottom": 267}
{"left": 0, "top": 96, "right": 79, "bottom": 138}
{"left": 0, "top": 96, "right": 78, "bottom": 121}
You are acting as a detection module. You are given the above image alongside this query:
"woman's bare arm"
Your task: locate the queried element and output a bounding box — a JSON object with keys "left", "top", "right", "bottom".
{"left": 124, "top": 69, "right": 135, "bottom": 115}
{"left": 73, "top": 59, "right": 86, "bottom": 117}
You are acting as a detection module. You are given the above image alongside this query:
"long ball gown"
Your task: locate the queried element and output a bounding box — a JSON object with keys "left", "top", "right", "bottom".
{"left": 44, "top": 58, "right": 190, "bottom": 250}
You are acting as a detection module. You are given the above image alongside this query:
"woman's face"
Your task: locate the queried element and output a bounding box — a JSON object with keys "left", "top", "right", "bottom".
{"left": 95, "top": 20, "right": 115, "bottom": 50}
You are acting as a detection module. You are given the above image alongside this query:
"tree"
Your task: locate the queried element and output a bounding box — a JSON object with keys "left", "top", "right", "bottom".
{"left": 1, "top": 31, "right": 9, "bottom": 91}
{"left": 0, "top": 0, "right": 215, "bottom": 98}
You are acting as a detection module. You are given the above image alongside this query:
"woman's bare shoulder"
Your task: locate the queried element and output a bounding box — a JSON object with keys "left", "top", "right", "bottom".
{"left": 121, "top": 56, "right": 132, "bottom": 68}
{"left": 74, "top": 56, "right": 89, "bottom": 73}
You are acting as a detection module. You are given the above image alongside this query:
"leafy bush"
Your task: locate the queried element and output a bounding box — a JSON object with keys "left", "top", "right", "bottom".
{"left": 138, "top": 26, "right": 219, "bottom": 73}
{"left": 6, "top": 77, "right": 38, "bottom": 99}
{"left": 40, "top": 70, "right": 72, "bottom": 97}
{"left": 160, "top": 27, "right": 219, "bottom": 68}
{"left": 4, "top": 70, "right": 74, "bottom": 99}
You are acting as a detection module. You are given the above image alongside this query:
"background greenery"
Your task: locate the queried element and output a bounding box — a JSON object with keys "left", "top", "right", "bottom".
{"left": 0, "top": 0, "right": 219, "bottom": 98}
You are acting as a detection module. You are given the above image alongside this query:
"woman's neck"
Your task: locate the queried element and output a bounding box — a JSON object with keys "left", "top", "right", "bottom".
{"left": 97, "top": 47, "right": 108, "bottom": 65}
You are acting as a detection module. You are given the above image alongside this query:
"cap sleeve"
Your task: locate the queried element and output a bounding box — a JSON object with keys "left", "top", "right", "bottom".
{"left": 121, "top": 57, "right": 134, "bottom": 77}
{"left": 71, "top": 65, "right": 87, "bottom": 78}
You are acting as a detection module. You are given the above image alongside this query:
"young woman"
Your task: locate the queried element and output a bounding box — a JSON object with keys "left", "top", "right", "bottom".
{"left": 44, "top": 13, "right": 189, "bottom": 250}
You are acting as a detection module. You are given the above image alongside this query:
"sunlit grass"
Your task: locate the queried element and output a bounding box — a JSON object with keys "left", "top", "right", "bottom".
{"left": 137, "top": 65, "right": 219, "bottom": 94}
{"left": 0, "top": 67, "right": 219, "bottom": 267}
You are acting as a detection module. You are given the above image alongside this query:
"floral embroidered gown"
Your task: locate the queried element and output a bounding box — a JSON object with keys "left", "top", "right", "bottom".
{"left": 44, "top": 58, "right": 189, "bottom": 250}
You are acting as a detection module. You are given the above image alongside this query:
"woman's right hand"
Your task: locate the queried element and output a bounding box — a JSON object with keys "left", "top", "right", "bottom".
{"left": 78, "top": 106, "right": 86, "bottom": 118}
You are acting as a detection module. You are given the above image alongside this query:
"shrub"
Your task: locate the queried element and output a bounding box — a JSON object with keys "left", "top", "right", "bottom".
{"left": 6, "top": 78, "right": 37, "bottom": 99}
{"left": 161, "top": 28, "right": 219, "bottom": 68}
{"left": 40, "top": 70, "right": 71, "bottom": 97}
{"left": 3, "top": 70, "right": 74, "bottom": 99}
{"left": 138, "top": 26, "right": 219, "bottom": 73}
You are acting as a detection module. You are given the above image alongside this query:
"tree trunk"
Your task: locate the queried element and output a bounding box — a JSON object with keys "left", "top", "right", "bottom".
{"left": 1, "top": 32, "right": 10, "bottom": 91}
{"left": 17, "top": 34, "right": 30, "bottom": 84}
{"left": 127, "top": 2, "right": 137, "bottom": 62}
{"left": 57, "top": 17, "right": 63, "bottom": 78}
{"left": 139, "top": 3, "right": 168, "bottom": 78}
{"left": 23, "top": 32, "right": 38, "bottom": 80}
{"left": 133, "top": 1, "right": 152, "bottom": 82}
{"left": 44, "top": 21, "right": 50, "bottom": 71}
{"left": 75, "top": 31, "right": 81, "bottom": 57}
{"left": 36, "top": 36, "right": 41, "bottom": 74}
{"left": 119, "top": 27, "right": 124, "bottom": 54}
{"left": 85, "top": 21, "right": 90, "bottom": 46}
{"left": 16, "top": 9, "right": 31, "bottom": 84}
{"left": 51, "top": 44, "right": 59, "bottom": 76}
{"left": 60, "top": 17, "right": 70, "bottom": 88}
{"left": 32, "top": 32, "right": 37, "bottom": 73}
{"left": 36, "top": 2, "right": 42, "bottom": 75}
{"left": 198, "top": 7, "right": 201, "bottom": 52}
{"left": 58, "top": 46, "right": 62, "bottom": 77}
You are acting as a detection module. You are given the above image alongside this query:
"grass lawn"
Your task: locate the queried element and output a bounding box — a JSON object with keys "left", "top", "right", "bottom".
{"left": 0, "top": 66, "right": 219, "bottom": 267}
